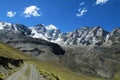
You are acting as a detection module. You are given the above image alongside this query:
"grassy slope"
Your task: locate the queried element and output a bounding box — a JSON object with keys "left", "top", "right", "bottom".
{"left": 35, "top": 61, "right": 107, "bottom": 80}
{"left": 0, "top": 42, "right": 28, "bottom": 79}
{"left": 0, "top": 42, "right": 29, "bottom": 59}
{"left": 0, "top": 42, "right": 107, "bottom": 80}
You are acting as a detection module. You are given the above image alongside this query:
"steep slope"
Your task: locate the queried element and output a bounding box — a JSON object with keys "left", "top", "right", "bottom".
{"left": 30, "top": 25, "right": 109, "bottom": 46}
{"left": 0, "top": 42, "right": 25, "bottom": 80}
{"left": 0, "top": 29, "right": 65, "bottom": 61}
{"left": 0, "top": 22, "right": 31, "bottom": 35}
{"left": 58, "top": 27, "right": 109, "bottom": 45}
{"left": 61, "top": 44, "right": 120, "bottom": 79}
{"left": 30, "top": 24, "right": 61, "bottom": 41}
{"left": 108, "top": 28, "right": 120, "bottom": 43}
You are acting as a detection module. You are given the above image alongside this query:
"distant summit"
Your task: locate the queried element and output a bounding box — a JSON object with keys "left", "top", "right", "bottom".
{"left": 46, "top": 24, "right": 58, "bottom": 30}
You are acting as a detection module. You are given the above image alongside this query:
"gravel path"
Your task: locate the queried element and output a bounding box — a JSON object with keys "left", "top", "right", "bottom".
{"left": 6, "top": 63, "right": 46, "bottom": 80}
{"left": 29, "top": 64, "right": 46, "bottom": 80}
{"left": 6, "top": 63, "right": 28, "bottom": 80}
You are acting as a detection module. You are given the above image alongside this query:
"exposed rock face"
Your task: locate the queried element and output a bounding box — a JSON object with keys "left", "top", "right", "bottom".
{"left": 109, "top": 28, "right": 120, "bottom": 43}
{"left": 30, "top": 25, "right": 120, "bottom": 46}
{"left": 30, "top": 26, "right": 109, "bottom": 46}
{"left": 30, "top": 24, "right": 61, "bottom": 41}
{"left": 0, "top": 22, "right": 31, "bottom": 35}
{"left": 0, "top": 56, "right": 23, "bottom": 68}
{"left": 58, "top": 27, "right": 109, "bottom": 45}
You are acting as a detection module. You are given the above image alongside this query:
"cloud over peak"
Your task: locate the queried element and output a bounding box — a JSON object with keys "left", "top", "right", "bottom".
{"left": 23, "top": 5, "right": 40, "bottom": 17}
{"left": 76, "top": 2, "right": 88, "bottom": 17}
{"left": 7, "top": 11, "right": 16, "bottom": 17}
{"left": 95, "top": 0, "right": 109, "bottom": 5}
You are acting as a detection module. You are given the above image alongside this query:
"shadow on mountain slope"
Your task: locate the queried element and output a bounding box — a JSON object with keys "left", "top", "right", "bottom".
{"left": 0, "top": 30, "right": 65, "bottom": 61}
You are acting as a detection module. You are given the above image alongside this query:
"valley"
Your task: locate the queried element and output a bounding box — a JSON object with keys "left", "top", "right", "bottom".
{"left": 0, "top": 22, "right": 120, "bottom": 80}
{"left": 0, "top": 0, "right": 120, "bottom": 79}
{"left": 0, "top": 41, "right": 108, "bottom": 80}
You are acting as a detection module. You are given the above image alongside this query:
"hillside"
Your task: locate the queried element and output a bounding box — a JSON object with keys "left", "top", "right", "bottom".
{"left": 61, "top": 44, "right": 120, "bottom": 79}
{"left": 0, "top": 42, "right": 109, "bottom": 80}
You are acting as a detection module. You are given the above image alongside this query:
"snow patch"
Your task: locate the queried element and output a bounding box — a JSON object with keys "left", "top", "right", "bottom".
{"left": 45, "top": 24, "right": 57, "bottom": 30}
{"left": 30, "top": 27, "right": 48, "bottom": 40}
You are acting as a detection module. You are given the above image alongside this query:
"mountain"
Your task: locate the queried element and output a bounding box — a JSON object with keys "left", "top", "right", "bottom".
{"left": 30, "top": 24, "right": 120, "bottom": 46}
{"left": 30, "top": 25, "right": 109, "bottom": 46}
{"left": 0, "top": 22, "right": 65, "bottom": 61}
{"left": 0, "top": 22, "right": 120, "bottom": 46}
{"left": 30, "top": 24, "right": 61, "bottom": 41}
{"left": 109, "top": 28, "right": 120, "bottom": 43}
{"left": 0, "top": 22, "right": 31, "bottom": 35}
{"left": 58, "top": 27, "right": 109, "bottom": 45}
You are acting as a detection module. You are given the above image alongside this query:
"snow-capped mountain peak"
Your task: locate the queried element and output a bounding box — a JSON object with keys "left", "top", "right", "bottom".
{"left": 0, "top": 22, "right": 12, "bottom": 30}
{"left": 0, "top": 22, "right": 120, "bottom": 46}
{"left": 0, "top": 22, "right": 31, "bottom": 35}
{"left": 45, "top": 24, "right": 57, "bottom": 30}
{"left": 30, "top": 24, "right": 61, "bottom": 41}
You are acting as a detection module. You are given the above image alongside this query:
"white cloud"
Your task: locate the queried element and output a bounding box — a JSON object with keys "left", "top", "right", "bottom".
{"left": 95, "top": 0, "right": 109, "bottom": 5}
{"left": 23, "top": 5, "right": 40, "bottom": 17}
{"left": 7, "top": 11, "right": 16, "bottom": 17}
{"left": 79, "top": 2, "right": 85, "bottom": 6}
{"left": 76, "top": 8, "right": 88, "bottom": 17}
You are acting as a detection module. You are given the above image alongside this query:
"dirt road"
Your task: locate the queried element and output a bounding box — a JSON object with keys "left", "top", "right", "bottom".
{"left": 6, "top": 63, "right": 28, "bottom": 80}
{"left": 29, "top": 64, "right": 45, "bottom": 80}
{"left": 6, "top": 63, "right": 46, "bottom": 80}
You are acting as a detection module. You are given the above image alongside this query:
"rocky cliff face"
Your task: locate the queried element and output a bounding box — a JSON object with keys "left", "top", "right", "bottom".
{"left": 109, "top": 28, "right": 120, "bottom": 43}
{"left": 57, "top": 27, "right": 109, "bottom": 45}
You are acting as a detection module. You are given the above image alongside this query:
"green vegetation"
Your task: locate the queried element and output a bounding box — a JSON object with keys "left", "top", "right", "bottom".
{"left": 113, "top": 63, "right": 120, "bottom": 80}
{"left": 0, "top": 42, "right": 27, "bottom": 80}
{"left": 27, "top": 59, "right": 107, "bottom": 80}
{"left": 0, "top": 42, "right": 108, "bottom": 80}
{"left": 114, "top": 72, "right": 120, "bottom": 80}
{"left": 0, "top": 42, "right": 30, "bottom": 60}
{"left": 0, "top": 73, "right": 5, "bottom": 80}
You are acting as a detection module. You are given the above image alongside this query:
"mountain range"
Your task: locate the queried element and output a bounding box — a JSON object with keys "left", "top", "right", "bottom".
{"left": 0, "top": 22, "right": 120, "bottom": 46}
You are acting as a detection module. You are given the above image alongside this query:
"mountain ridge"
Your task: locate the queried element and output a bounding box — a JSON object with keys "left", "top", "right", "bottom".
{"left": 0, "top": 22, "right": 120, "bottom": 46}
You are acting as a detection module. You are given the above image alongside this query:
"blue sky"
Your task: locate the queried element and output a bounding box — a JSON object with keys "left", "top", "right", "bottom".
{"left": 0, "top": 0, "right": 120, "bottom": 32}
